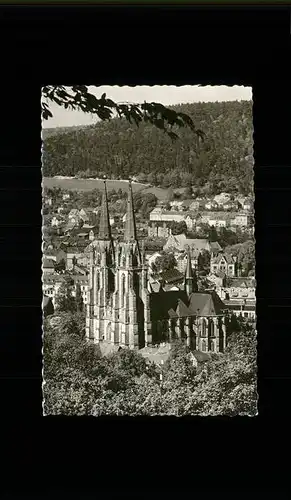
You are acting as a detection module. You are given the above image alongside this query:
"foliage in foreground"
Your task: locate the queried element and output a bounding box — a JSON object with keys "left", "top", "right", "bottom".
{"left": 42, "top": 85, "right": 203, "bottom": 142}
{"left": 43, "top": 313, "right": 257, "bottom": 416}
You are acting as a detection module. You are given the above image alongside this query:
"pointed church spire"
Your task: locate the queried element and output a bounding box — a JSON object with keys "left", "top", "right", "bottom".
{"left": 185, "top": 248, "right": 197, "bottom": 295}
{"left": 185, "top": 248, "right": 193, "bottom": 280}
{"left": 98, "top": 178, "right": 112, "bottom": 240}
{"left": 124, "top": 179, "right": 138, "bottom": 242}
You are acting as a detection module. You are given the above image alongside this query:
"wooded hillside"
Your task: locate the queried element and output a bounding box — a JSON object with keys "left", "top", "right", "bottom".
{"left": 42, "top": 100, "right": 254, "bottom": 195}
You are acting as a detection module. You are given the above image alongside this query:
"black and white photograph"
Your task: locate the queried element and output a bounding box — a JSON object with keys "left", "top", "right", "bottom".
{"left": 42, "top": 85, "right": 256, "bottom": 416}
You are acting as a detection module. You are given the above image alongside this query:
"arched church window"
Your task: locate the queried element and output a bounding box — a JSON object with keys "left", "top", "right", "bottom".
{"left": 209, "top": 319, "right": 214, "bottom": 337}
{"left": 95, "top": 272, "right": 100, "bottom": 291}
{"left": 121, "top": 274, "right": 126, "bottom": 306}
{"left": 201, "top": 319, "right": 207, "bottom": 337}
{"left": 201, "top": 340, "right": 206, "bottom": 352}
{"left": 210, "top": 340, "right": 215, "bottom": 352}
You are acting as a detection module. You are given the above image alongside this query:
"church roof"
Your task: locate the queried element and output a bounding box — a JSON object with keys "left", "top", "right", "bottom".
{"left": 150, "top": 290, "right": 226, "bottom": 320}
{"left": 164, "top": 234, "right": 221, "bottom": 253}
{"left": 225, "top": 277, "right": 256, "bottom": 288}
{"left": 43, "top": 258, "right": 55, "bottom": 268}
{"left": 211, "top": 253, "right": 235, "bottom": 265}
{"left": 43, "top": 295, "right": 51, "bottom": 307}
{"left": 160, "top": 268, "right": 184, "bottom": 284}
{"left": 188, "top": 292, "right": 226, "bottom": 316}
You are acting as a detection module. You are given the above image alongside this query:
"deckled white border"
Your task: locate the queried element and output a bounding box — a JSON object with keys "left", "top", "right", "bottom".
{"left": 41, "top": 85, "right": 257, "bottom": 416}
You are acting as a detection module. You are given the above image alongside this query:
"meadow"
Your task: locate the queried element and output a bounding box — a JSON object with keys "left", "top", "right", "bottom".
{"left": 42, "top": 177, "right": 168, "bottom": 200}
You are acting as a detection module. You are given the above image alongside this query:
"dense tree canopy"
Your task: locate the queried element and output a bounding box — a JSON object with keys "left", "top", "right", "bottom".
{"left": 151, "top": 251, "right": 177, "bottom": 274}
{"left": 225, "top": 240, "right": 255, "bottom": 275}
{"left": 42, "top": 100, "right": 253, "bottom": 195}
{"left": 43, "top": 311, "right": 257, "bottom": 416}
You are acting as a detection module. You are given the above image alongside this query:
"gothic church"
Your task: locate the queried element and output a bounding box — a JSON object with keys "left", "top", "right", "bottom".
{"left": 86, "top": 181, "right": 227, "bottom": 353}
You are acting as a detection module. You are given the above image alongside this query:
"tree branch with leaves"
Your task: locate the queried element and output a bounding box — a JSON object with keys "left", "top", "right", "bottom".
{"left": 42, "top": 85, "right": 205, "bottom": 142}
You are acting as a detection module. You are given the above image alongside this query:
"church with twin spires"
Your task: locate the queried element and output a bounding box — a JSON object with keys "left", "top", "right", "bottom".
{"left": 86, "top": 180, "right": 227, "bottom": 353}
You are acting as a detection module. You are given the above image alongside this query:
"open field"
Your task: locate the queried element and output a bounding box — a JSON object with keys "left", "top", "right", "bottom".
{"left": 43, "top": 177, "right": 168, "bottom": 200}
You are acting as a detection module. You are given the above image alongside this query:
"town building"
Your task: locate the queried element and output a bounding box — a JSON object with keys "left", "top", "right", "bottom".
{"left": 42, "top": 258, "right": 56, "bottom": 274}
{"left": 43, "top": 296, "right": 54, "bottom": 317}
{"left": 163, "top": 233, "right": 222, "bottom": 255}
{"left": 210, "top": 253, "right": 237, "bottom": 277}
{"left": 42, "top": 272, "right": 89, "bottom": 307}
{"left": 148, "top": 221, "right": 171, "bottom": 239}
{"left": 86, "top": 181, "right": 227, "bottom": 353}
{"left": 216, "top": 277, "right": 256, "bottom": 321}
{"left": 175, "top": 248, "right": 201, "bottom": 273}
{"left": 51, "top": 216, "right": 64, "bottom": 227}
{"left": 65, "top": 247, "right": 88, "bottom": 269}
{"left": 44, "top": 196, "right": 53, "bottom": 207}
{"left": 199, "top": 211, "right": 251, "bottom": 230}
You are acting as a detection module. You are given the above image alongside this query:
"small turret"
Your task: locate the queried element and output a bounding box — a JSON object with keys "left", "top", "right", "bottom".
{"left": 185, "top": 248, "right": 198, "bottom": 295}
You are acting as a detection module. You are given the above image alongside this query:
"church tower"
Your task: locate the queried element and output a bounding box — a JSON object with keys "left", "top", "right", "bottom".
{"left": 111, "top": 180, "right": 152, "bottom": 349}
{"left": 86, "top": 179, "right": 152, "bottom": 350}
{"left": 85, "top": 179, "right": 115, "bottom": 342}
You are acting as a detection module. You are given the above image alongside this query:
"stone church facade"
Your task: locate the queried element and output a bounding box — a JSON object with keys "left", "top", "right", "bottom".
{"left": 86, "top": 181, "right": 227, "bottom": 353}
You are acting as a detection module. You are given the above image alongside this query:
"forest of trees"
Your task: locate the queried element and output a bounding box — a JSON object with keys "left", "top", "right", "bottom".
{"left": 43, "top": 311, "right": 257, "bottom": 416}
{"left": 42, "top": 100, "right": 254, "bottom": 196}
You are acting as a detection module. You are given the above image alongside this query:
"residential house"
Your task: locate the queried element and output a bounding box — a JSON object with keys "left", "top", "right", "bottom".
{"left": 222, "top": 200, "right": 241, "bottom": 211}
{"left": 42, "top": 258, "right": 55, "bottom": 274}
{"left": 200, "top": 211, "right": 230, "bottom": 228}
{"left": 200, "top": 211, "right": 250, "bottom": 230}
{"left": 44, "top": 197, "right": 53, "bottom": 206}
{"left": 176, "top": 248, "right": 201, "bottom": 273}
{"left": 65, "top": 247, "right": 88, "bottom": 269}
{"left": 148, "top": 221, "right": 171, "bottom": 239}
{"left": 189, "top": 200, "right": 201, "bottom": 211}
{"left": 68, "top": 208, "right": 79, "bottom": 220}
{"left": 231, "top": 213, "right": 250, "bottom": 227}
{"left": 63, "top": 193, "right": 70, "bottom": 201}
{"left": 181, "top": 199, "right": 195, "bottom": 211}
{"left": 79, "top": 208, "right": 90, "bottom": 223}
{"left": 51, "top": 216, "right": 64, "bottom": 227}
{"left": 206, "top": 273, "right": 226, "bottom": 289}
{"left": 42, "top": 272, "right": 89, "bottom": 307}
{"left": 149, "top": 207, "right": 197, "bottom": 230}
{"left": 164, "top": 233, "right": 222, "bottom": 254}
{"left": 242, "top": 197, "right": 253, "bottom": 211}
{"left": 74, "top": 225, "right": 97, "bottom": 242}
{"left": 216, "top": 277, "right": 256, "bottom": 321}
{"left": 204, "top": 199, "right": 219, "bottom": 210}
{"left": 237, "top": 196, "right": 253, "bottom": 212}
{"left": 73, "top": 263, "right": 89, "bottom": 276}
{"left": 210, "top": 253, "right": 237, "bottom": 277}
{"left": 43, "top": 250, "right": 57, "bottom": 262}
{"left": 139, "top": 343, "right": 213, "bottom": 371}
{"left": 213, "top": 193, "right": 232, "bottom": 205}
{"left": 169, "top": 200, "right": 184, "bottom": 211}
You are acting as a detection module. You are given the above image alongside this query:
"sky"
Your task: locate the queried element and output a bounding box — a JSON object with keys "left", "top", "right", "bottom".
{"left": 42, "top": 85, "right": 252, "bottom": 129}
